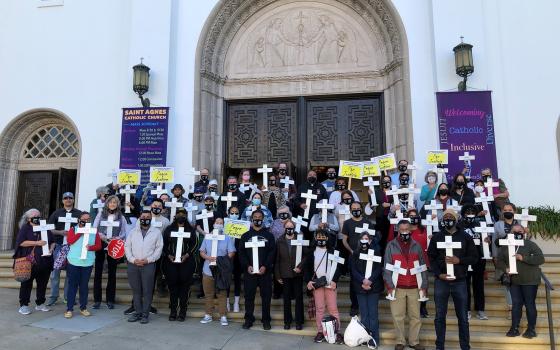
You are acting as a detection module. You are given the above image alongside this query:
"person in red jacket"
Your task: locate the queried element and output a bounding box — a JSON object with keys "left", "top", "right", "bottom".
{"left": 383, "top": 220, "right": 427, "bottom": 350}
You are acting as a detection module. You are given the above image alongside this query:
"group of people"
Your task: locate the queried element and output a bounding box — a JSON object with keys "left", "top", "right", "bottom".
{"left": 13, "top": 161, "right": 545, "bottom": 350}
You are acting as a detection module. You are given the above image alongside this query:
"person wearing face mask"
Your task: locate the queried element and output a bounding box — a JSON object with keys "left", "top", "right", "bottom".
{"left": 420, "top": 171, "right": 438, "bottom": 205}
{"left": 342, "top": 201, "right": 377, "bottom": 316}
{"left": 275, "top": 221, "right": 308, "bottom": 330}
{"left": 350, "top": 233, "right": 384, "bottom": 348}
{"left": 149, "top": 199, "right": 170, "bottom": 297}
{"left": 321, "top": 167, "right": 338, "bottom": 195}
{"left": 427, "top": 209, "right": 477, "bottom": 350}
{"left": 328, "top": 177, "right": 359, "bottom": 206}
{"left": 390, "top": 185, "right": 416, "bottom": 217}
{"left": 294, "top": 170, "right": 328, "bottom": 223}
{"left": 473, "top": 179, "right": 499, "bottom": 223}
{"left": 276, "top": 162, "right": 297, "bottom": 203}
{"left": 124, "top": 211, "right": 163, "bottom": 324}
{"left": 304, "top": 229, "right": 344, "bottom": 344}
{"left": 226, "top": 206, "right": 243, "bottom": 313}
{"left": 89, "top": 186, "right": 109, "bottom": 220}
{"left": 458, "top": 204, "right": 488, "bottom": 321}
{"left": 199, "top": 217, "right": 236, "bottom": 326}
{"left": 496, "top": 224, "right": 544, "bottom": 339}
{"left": 171, "top": 184, "right": 187, "bottom": 204}
{"left": 92, "top": 195, "right": 128, "bottom": 310}
{"left": 217, "top": 176, "right": 247, "bottom": 218}
{"left": 241, "top": 192, "right": 273, "bottom": 228}
{"left": 270, "top": 206, "right": 292, "bottom": 240}
{"left": 262, "top": 173, "right": 286, "bottom": 219}
{"left": 63, "top": 212, "right": 102, "bottom": 318}
{"left": 206, "top": 179, "right": 219, "bottom": 199}
{"left": 390, "top": 160, "right": 409, "bottom": 185}
{"left": 383, "top": 221, "right": 427, "bottom": 350}
{"left": 427, "top": 183, "right": 453, "bottom": 223}
{"left": 480, "top": 168, "right": 510, "bottom": 210}
{"left": 191, "top": 168, "right": 211, "bottom": 197}
{"left": 451, "top": 173, "right": 475, "bottom": 205}
{"left": 309, "top": 206, "right": 340, "bottom": 234}
{"left": 159, "top": 193, "right": 171, "bottom": 219}
{"left": 238, "top": 210, "right": 276, "bottom": 330}
{"left": 196, "top": 196, "right": 217, "bottom": 235}
{"left": 377, "top": 175, "right": 394, "bottom": 250}
{"left": 14, "top": 209, "right": 56, "bottom": 315}
{"left": 239, "top": 169, "right": 261, "bottom": 206}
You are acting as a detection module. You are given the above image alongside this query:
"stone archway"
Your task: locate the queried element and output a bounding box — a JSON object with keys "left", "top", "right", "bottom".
{"left": 193, "top": 0, "right": 412, "bottom": 182}
{"left": 0, "top": 108, "right": 81, "bottom": 249}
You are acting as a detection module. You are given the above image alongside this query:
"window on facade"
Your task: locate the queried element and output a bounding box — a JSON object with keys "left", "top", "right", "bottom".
{"left": 22, "top": 125, "right": 79, "bottom": 159}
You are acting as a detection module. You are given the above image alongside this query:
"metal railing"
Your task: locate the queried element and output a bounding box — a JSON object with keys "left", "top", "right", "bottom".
{"left": 541, "top": 272, "right": 556, "bottom": 350}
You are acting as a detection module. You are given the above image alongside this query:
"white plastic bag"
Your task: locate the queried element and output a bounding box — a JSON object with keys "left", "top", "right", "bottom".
{"left": 344, "top": 316, "right": 373, "bottom": 347}
{"left": 321, "top": 315, "right": 338, "bottom": 344}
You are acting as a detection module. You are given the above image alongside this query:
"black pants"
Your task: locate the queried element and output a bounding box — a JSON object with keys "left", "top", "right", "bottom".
{"left": 244, "top": 271, "right": 272, "bottom": 324}
{"left": 282, "top": 276, "right": 304, "bottom": 325}
{"left": 163, "top": 259, "right": 195, "bottom": 311}
{"left": 466, "top": 260, "right": 486, "bottom": 312}
{"left": 228, "top": 252, "right": 243, "bottom": 297}
{"left": 349, "top": 276, "right": 359, "bottom": 311}
{"left": 273, "top": 271, "right": 283, "bottom": 298}
{"left": 510, "top": 284, "right": 538, "bottom": 329}
{"left": 337, "top": 240, "right": 349, "bottom": 275}
{"left": 19, "top": 264, "right": 51, "bottom": 306}
{"left": 94, "top": 249, "right": 119, "bottom": 303}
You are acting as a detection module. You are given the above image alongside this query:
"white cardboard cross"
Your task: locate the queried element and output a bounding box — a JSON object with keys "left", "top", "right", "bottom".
{"left": 475, "top": 192, "right": 494, "bottom": 224}
{"left": 119, "top": 185, "right": 136, "bottom": 214}
{"left": 327, "top": 250, "right": 345, "bottom": 285}
{"left": 407, "top": 161, "right": 419, "bottom": 186}
{"left": 425, "top": 200, "right": 444, "bottom": 232}
{"left": 92, "top": 199, "right": 104, "bottom": 214}
{"left": 359, "top": 248, "right": 381, "bottom": 279}
{"left": 405, "top": 185, "right": 420, "bottom": 210}
{"left": 32, "top": 220, "right": 54, "bottom": 256}
{"left": 170, "top": 227, "right": 191, "bottom": 263}
{"left": 220, "top": 191, "right": 238, "bottom": 212}
{"left": 410, "top": 260, "right": 429, "bottom": 301}
{"left": 151, "top": 185, "right": 167, "bottom": 198}
{"left": 385, "top": 260, "right": 407, "bottom": 300}
{"left": 363, "top": 177, "right": 379, "bottom": 207}
{"left": 499, "top": 233, "right": 524, "bottom": 274}
{"left": 459, "top": 152, "right": 476, "bottom": 179}
{"left": 100, "top": 214, "right": 119, "bottom": 239}
{"left": 280, "top": 176, "right": 295, "bottom": 200}
{"left": 355, "top": 223, "right": 376, "bottom": 237}
{"left": 257, "top": 164, "right": 273, "bottom": 192}
{"left": 76, "top": 223, "right": 97, "bottom": 259}
{"left": 422, "top": 214, "right": 438, "bottom": 249}
{"left": 484, "top": 177, "right": 499, "bottom": 195}
{"left": 245, "top": 236, "right": 265, "bottom": 273}
{"left": 290, "top": 234, "right": 310, "bottom": 268}
{"left": 301, "top": 190, "right": 318, "bottom": 219}
{"left": 436, "top": 235, "right": 462, "bottom": 279}
{"left": 184, "top": 201, "right": 198, "bottom": 223}
{"left": 207, "top": 228, "right": 225, "bottom": 266}
{"left": 316, "top": 199, "right": 334, "bottom": 224}
{"left": 389, "top": 210, "right": 411, "bottom": 226}
{"left": 474, "top": 222, "right": 493, "bottom": 259}
{"left": 165, "top": 197, "right": 183, "bottom": 222}
{"left": 514, "top": 208, "right": 537, "bottom": 228}
{"left": 58, "top": 212, "right": 77, "bottom": 244}
{"left": 196, "top": 209, "right": 214, "bottom": 234}
{"left": 291, "top": 215, "right": 308, "bottom": 234}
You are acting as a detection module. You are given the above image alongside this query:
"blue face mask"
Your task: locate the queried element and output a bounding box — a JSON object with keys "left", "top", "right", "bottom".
{"left": 252, "top": 198, "right": 261, "bottom": 206}
{"left": 229, "top": 214, "right": 239, "bottom": 220}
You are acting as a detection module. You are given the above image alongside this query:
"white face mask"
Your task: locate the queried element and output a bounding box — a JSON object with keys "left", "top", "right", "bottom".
{"left": 214, "top": 224, "right": 224, "bottom": 231}
{"left": 428, "top": 176, "right": 436, "bottom": 184}
{"left": 475, "top": 186, "right": 484, "bottom": 193}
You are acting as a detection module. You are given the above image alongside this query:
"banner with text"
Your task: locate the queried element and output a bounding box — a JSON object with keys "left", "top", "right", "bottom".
{"left": 437, "top": 91, "right": 498, "bottom": 182}
{"left": 120, "top": 107, "right": 169, "bottom": 184}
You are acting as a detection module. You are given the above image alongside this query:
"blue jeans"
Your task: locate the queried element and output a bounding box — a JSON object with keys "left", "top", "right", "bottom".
{"left": 434, "top": 278, "right": 470, "bottom": 350}
{"left": 356, "top": 292, "right": 380, "bottom": 344}
{"left": 66, "top": 264, "right": 93, "bottom": 311}
{"left": 49, "top": 244, "right": 68, "bottom": 301}
{"left": 510, "top": 284, "right": 538, "bottom": 329}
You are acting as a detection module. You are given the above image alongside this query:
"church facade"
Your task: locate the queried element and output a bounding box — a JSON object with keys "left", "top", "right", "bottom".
{"left": 0, "top": 0, "right": 558, "bottom": 249}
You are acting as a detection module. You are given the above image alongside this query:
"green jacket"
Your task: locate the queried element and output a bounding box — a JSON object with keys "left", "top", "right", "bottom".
{"left": 496, "top": 239, "right": 544, "bottom": 285}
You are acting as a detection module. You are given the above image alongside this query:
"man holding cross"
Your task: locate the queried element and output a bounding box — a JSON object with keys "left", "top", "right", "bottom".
{"left": 294, "top": 170, "right": 327, "bottom": 222}
{"left": 63, "top": 211, "right": 102, "bottom": 318}
{"left": 383, "top": 220, "right": 427, "bottom": 350}
{"left": 45, "top": 192, "right": 81, "bottom": 306}
{"left": 427, "top": 209, "right": 477, "bottom": 350}
{"left": 238, "top": 210, "right": 276, "bottom": 330}
{"left": 217, "top": 176, "right": 247, "bottom": 218}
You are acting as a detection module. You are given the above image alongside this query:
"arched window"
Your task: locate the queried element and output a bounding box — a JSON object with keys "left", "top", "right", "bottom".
{"left": 22, "top": 124, "right": 79, "bottom": 159}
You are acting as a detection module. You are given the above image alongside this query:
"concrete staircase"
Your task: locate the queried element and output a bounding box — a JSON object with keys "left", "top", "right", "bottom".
{"left": 1, "top": 251, "right": 559, "bottom": 349}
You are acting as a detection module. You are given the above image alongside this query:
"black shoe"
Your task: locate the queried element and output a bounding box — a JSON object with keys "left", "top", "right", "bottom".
{"left": 123, "top": 305, "right": 135, "bottom": 315}
{"left": 242, "top": 321, "right": 253, "bottom": 329}
{"left": 177, "top": 308, "right": 186, "bottom": 322}
{"left": 335, "top": 333, "right": 344, "bottom": 345}
{"left": 284, "top": 323, "right": 291, "bottom": 330}
{"left": 506, "top": 327, "right": 520, "bottom": 337}
{"left": 263, "top": 322, "right": 271, "bottom": 330}
{"left": 313, "top": 332, "right": 324, "bottom": 343}
{"left": 273, "top": 294, "right": 282, "bottom": 300}
{"left": 295, "top": 324, "right": 303, "bottom": 330}
{"left": 169, "top": 310, "right": 177, "bottom": 321}
{"left": 197, "top": 292, "right": 205, "bottom": 299}
{"left": 149, "top": 306, "right": 157, "bottom": 314}
{"left": 420, "top": 303, "right": 428, "bottom": 318}
{"left": 92, "top": 302, "right": 101, "bottom": 310}
{"left": 128, "top": 313, "right": 141, "bottom": 322}
{"left": 140, "top": 316, "right": 149, "bottom": 324}
{"left": 106, "top": 303, "right": 114, "bottom": 310}
{"left": 522, "top": 327, "right": 536, "bottom": 339}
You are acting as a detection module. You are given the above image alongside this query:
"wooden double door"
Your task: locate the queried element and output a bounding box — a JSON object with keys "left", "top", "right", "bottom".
{"left": 225, "top": 95, "right": 385, "bottom": 185}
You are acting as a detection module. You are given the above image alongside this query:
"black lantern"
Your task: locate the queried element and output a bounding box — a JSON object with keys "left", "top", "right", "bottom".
{"left": 133, "top": 58, "right": 150, "bottom": 107}
{"left": 453, "top": 37, "right": 474, "bottom": 91}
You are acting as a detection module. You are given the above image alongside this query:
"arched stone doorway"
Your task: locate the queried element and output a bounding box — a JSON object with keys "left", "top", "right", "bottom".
{"left": 0, "top": 109, "right": 81, "bottom": 249}
{"left": 194, "top": 0, "right": 412, "bottom": 184}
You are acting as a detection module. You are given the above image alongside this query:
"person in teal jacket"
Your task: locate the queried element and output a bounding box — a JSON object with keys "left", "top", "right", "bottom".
{"left": 420, "top": 170, "right": 438, "bottom": 203}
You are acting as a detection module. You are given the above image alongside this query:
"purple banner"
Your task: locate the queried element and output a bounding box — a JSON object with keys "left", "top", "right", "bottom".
{"left": 437, "top": 91, "right": 498, "bottom": 182}
{"left": 119, "top": 107, "right": 169, "bottom": 184}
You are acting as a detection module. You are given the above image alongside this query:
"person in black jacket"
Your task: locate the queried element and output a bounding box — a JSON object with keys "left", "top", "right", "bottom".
{"left": 238, "top": 210, "right": 276, "bottom": 330}
{"left": 217, "top": 176, "right": 246, "bottom": 218}
{"left": 450, "top": 173, "right": 476, "bottom": 205}
{"left": 294, "top": 170, "right": 328, "bottom": 233}
{"left": 162, "top": 208, "right": 199, "bottom": 322}
{"left": 428, "top": 209, "right": 477, "bottom": 350}
{"left": 349, "top": 232, "right": 383, "bottom": 348}
{"left": 304, "top": 229, "right": 344, "bottom": 344}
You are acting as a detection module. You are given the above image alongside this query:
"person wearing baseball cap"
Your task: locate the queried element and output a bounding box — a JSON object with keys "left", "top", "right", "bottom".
{"left": 171, "top": 184, "right": 187, "bottom": 203}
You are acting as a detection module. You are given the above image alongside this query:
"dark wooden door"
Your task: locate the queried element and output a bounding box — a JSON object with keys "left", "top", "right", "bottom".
{"left": 56, "top": 167, "right": 77, "bottom": 204}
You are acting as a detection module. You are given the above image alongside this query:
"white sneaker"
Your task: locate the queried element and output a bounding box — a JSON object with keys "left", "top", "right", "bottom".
{"left": 477, "top": 311, "right": 489, "bottom": 320}
{"left": 233, "top": 303, "right": 240, "bottom": 313}
{"left": 18, "top": 306, "right": 31, "bottom": 315}
{"left": 35, "top": 304, "right": 51, "bottom": 312}
{"left": 200, "top": 314, "right": 212, "bottom": 324}
{"left": 226, "top": 302, "right": 231, "bottom": 313}
{"left": 220, "top": 316, "right": 228, "bottom": 326}
{"left": 467, "top": 311, "right": 471, "bottom": 320}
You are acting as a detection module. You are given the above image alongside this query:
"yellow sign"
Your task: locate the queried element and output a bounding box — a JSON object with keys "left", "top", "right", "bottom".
{"left": 338, "top": 160, "right": 363, "bottom": 179}
{"left": 427, "top": 150, "right": 449, "bottom": 165}
{"left": 374, "top": 153, "right": 397, "bottom": 171}
{"left": 224, "top": 219, "right": 251, "bottom": 239}
{"left": 362, "top": 160, "right": 381, "bottom": 177}
{"left": 117, "top": 169, "right": 141, "bottom": 185}
{"left": 150, "top": 167, "right": 175, "bottom": 183}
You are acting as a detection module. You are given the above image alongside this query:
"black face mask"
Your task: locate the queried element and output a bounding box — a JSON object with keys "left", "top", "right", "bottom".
{"left": 351, "top": 210, "right": 362, "bottom": 218}
{"left": 463, "top": 215, "right": 476, "bottom": 225}
{"left": 503, "top": 212, "right": 514, "bottom": 220}
{"left": 79, "top": 220, "right": 88, "bottom": 226}
{"left": 336, "top": 184, "right": 346, "bottom": 191}
{"left": 359, "top": 242, "right": 369, "bottom": 251}
{"left": 140, "top": 219, "right": 151, "bottom": 226}
{"left": 194, "top": 195, "right": 203, "bottom": 202}
{"left": 513, "top": 231, "right": 524, "bottom": 240}
{"left": 399, "top": 178, "right": 409, "bottom": 186}
{"left": 200, "top": 175, "right": 209, "bottom": 182}
{"left": 482, "top": 175, "right": 490, "bottom": 182}
{"left": 410, "top": 216, "right": 420, "bottom": 225}
{"left": 327, "top": 172, "right": 336, "bottom": 180}
{"left": 268, "top": 180, "right": 276, "bottom": 187}
{"left": 382, "top": 182, "right": 391, "bottom": 189}
{"left": 205, "top": 204, "right": 214, "bottom": 211}
{"left": 279, "top": 213, "right": 290, "bottom": 220}
{"left": 400, "top": 233, "right": 411, "bottom": 242}
{"left": 252, "top": 219, "right": 263, "bottom": 227}
{"left": 176, "top": 216, "right": 187, "bottom": 224}
{"left": 228, "top": 184, "right": 238, "bottom": 191}
{"left": 316, "top": 240, "right": 327, "bottom": 247}
{"left": 108, "top": 208, "right": 116, "bottom": 214}
{"left": 151, "top": 207, "right": 162, "bottom": 215}
{"left": 285, "top": 228, "right": 295, "bottom": 236}
{"left": 398, "top": 165, "right": 408, "bottom": 172}
{"left": 209, "top": 186, "right": 217, "bottom": 193}
{"left": 278, "top": 169, "right": 287, "bottom": 175}
{"left": 343, "top": 198, "right": 352, "bottom": 205}
{"left": 442, "top": 219, "right": 456, "bottom": 229}
{"left": 398, "top": 194, "right": 409, "bottom": 202}
{"left": 31, "top": 217, "right": 41, "bottom": 225}
{"left": 307, "top": 176, "right": 317, "bottom": 184}
{"left": 438, "top": 189, "right": 449, "bottom": 196}
{"left": 455, "top": 182, "right": 465, "bottom": 189}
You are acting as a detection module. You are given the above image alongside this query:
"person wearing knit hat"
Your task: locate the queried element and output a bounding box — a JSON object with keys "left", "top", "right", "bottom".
{"left": 427, "top": 205, "right": 478, "bottom": 350}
